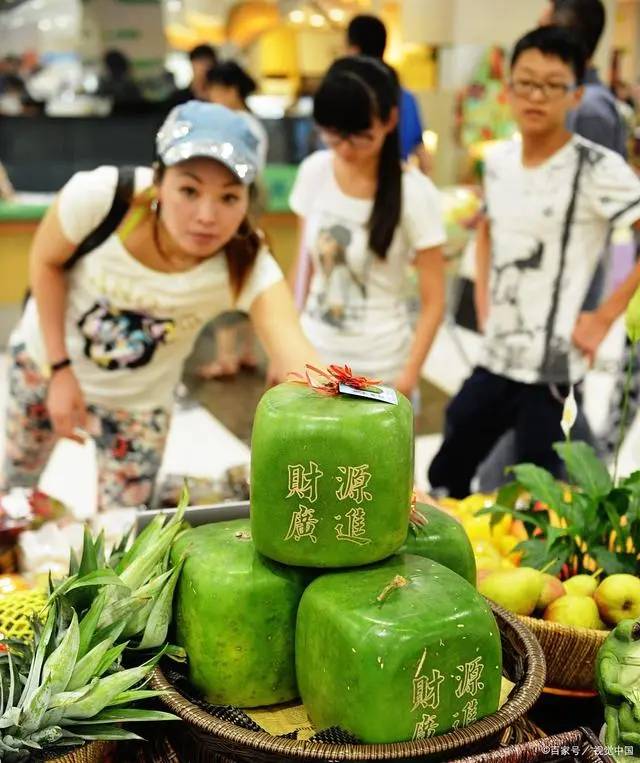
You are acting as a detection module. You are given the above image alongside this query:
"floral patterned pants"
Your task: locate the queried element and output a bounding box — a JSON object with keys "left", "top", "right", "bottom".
{"left": 1, "top": 344, "right": 171, "bottom": 511}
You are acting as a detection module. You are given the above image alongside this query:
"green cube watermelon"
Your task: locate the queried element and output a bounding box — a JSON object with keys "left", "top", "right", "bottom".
{"left": 171, "top": 519, "right": 309, "bottom": 708}
{"left": 250, "top": 382, "right": 414, "bottom": 568}
{"left": 400, "top": 502, "right": 477, "bottom": 585}
{"left": 295, "top": 555, "right": 503, "bottom": 743}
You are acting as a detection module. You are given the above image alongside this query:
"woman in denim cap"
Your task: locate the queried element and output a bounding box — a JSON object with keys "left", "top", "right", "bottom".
{"left": 2, "top": 101, "right": 319, "bottom": 510}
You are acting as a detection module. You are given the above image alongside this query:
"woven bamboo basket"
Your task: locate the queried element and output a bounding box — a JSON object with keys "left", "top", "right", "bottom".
{"left": 151, "top": 600, "right": 546, "bottom": 763}
{"left": 45, "top": 741, "right": 117, "bottom": 762}
{"left": 518, "top": 616, "right": 609, "bottom": 693}
{"left": 451, "top": 727, "right": 614, "bottom": 763}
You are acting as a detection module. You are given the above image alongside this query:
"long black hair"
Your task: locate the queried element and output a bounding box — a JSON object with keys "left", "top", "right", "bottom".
{"left": 313, "top": 55, "right": 402, "bottom": 260}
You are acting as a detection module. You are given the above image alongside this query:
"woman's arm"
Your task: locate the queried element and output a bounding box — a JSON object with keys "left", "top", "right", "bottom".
{"left": 394, "top": 245, "right": 446, "bottom": 397}
{"left": 287, "top": 217, "right": 313, "bottom": 310}
{"left": 29, "top": 199, "right": 76, "bottom": 366}
{"left": 250, "top": 279, "right": 323, "bottom": 382}
{"left": 28, "top": 198, "right": 88, "bottom": 439}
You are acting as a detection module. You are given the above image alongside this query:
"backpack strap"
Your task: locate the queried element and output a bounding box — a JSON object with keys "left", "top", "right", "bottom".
{"left": 62, "top": 165, "right": 137, "bottom": 271}
{"left": 22, "top": 166, "right": 137, "bottom": 310}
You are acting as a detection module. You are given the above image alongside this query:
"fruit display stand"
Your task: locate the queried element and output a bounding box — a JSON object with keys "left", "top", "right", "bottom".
{"left": 148, "top": 500, "right": 546, "bottom": 763}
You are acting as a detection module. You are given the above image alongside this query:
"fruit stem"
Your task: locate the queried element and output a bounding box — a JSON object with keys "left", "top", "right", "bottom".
{"left": 540, "top": 559, "right": 560, "bottom": 575}
{"left": 377, "top": 576, "right": 408, "bottom": 605}
{"left": 234, "top": 531, "right": 251, "bottom": 541}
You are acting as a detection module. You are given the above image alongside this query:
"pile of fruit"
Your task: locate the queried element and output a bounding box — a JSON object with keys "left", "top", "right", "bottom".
{"left": 476, "top": 565, "right": 640, "bottom": 631}
{"left": 170, "top": 379, "right": 510, "bottom": 746}
{"left": 435, "top": 494, "right": 528, "bottom": 576}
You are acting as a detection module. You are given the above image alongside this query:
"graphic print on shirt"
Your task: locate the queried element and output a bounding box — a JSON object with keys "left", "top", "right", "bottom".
{"left": 77, "top": 298, "right": 176, "bottom": 371}
{"left": 309, "top": 217, "right": 369, "bottom": 329}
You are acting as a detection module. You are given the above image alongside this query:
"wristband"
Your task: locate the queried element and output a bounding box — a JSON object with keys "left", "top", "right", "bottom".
{"left": 50, "top": 358, "right": 72, "bottom": 375}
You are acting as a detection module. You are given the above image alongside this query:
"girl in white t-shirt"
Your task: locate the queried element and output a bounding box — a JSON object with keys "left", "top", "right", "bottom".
{"left": 1, "top": 100, "right": 319, "bottom": 510}
{"left": 289, "top": 56, "right": 447, "bottom": 399}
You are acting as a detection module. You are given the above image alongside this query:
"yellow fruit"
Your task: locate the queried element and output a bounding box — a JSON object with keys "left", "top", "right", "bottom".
{"left": 463, "top": 512, "right": 512, "bottom": 542}
{"left": 459, "top": 494, "right": 496, "bottom": 515}
{"left": 498, "top": 534, "right": 524, "bottom": 564}
{"left": 0, "top": 590, "right": 47, "bottom": 641}
{"left": 500, "top": 558, "right": 518, "bottom": 569}
{"left": 475, "top": 555, "right": 502, "bottom": 572}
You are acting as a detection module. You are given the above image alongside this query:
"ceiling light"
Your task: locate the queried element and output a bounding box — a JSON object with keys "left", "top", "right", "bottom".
{"left": 288, "top": 9, "right": 304, "bottom": 23}
{"left": 309, "top": 13, "right": 325, "bottom": 27}
{"left": 38, "top": 18, "right": 53, "bottom": 30}
{"left": 328, "top": 8, "right": 345, "bottom": 22}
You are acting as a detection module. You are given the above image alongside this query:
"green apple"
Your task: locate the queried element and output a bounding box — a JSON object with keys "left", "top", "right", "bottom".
{"left": 544, "top": 595, "right": 607, "bottom": 630}
{"left": 594, "top": 574, "right": 640, "bottom": 626}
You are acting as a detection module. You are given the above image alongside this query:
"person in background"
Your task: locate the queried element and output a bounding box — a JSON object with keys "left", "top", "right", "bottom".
{"left": 165, "top": 44, "right": 217, "bottom": 109}
{"left": 0, "top": 101, "right": 320, "bottom": 510}
{"left": 476, "top": 0, "right": 629, "bottom": 491}
{"left": 288, "top": 56, "right": 446, "bottom": 401}
{"left": 205, "top": 61, "right": 269, "bottom": 172}
{"left": 0, "top": 162, "right": 15, "bottom": 201}
{"left": 428, "top": 27, "right": 640, "bottom": 499}
{"left": 97, "top": 50, "right": 143, "bottom": 114}
{"left": 198, "top": 60, "right": 269, "bottom": 379}
{"left": 346, "top": 14, "right": 432, "bottom": 176}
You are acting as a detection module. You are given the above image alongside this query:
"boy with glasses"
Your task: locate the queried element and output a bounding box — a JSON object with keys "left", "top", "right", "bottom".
{"left": 428, "top": 26, "right": 640, "bottom": 499}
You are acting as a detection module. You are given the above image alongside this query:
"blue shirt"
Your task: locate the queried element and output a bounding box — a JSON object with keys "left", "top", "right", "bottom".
{"left": 399, "top": 88, "right": 425, "bottom": 161}
{"left": 567, "top": 68, "right": 627, "bottom": 158}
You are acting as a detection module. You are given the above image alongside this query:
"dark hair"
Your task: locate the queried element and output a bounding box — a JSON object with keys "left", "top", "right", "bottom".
{"left": 511, "top": 26, "right": 587, "bottom": 85}
{"left": 151, "top": 161, "right": 261, "bottom": 299}
{"left": 206, "top": 61, "right": 257, "bottom": 102}
{"left": 313, "top": 56, "right": 401, "bottom": 260}
{"left": 549, "top": 0, "right": 605, "bottom": 59}
{"left": 104, "top": 49, "right": 131, "bottom": 78}
{"left": 190, "top": 44, "right": 218, "bottom": 64}
{"left": 347, "top": 15, "right": 387, "bottom": 59}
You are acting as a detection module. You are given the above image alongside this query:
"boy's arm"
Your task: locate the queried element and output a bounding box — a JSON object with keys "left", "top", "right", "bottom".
{"left": 474, "top": 217, "right": 491, "bottom": 334}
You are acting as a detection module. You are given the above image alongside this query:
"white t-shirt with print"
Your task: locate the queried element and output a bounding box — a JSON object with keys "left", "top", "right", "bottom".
{"left": 480, "top": 135, "right": 640, "bottom": 386}
{"left": 12, "top": 165, "right": 283, "bottom": 411}
{"left": 290, "top": 150, "right": 446, "bottom": 384}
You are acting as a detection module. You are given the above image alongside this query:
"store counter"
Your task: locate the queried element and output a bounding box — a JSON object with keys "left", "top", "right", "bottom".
{"left": 0, "top": 166, "right": 299, "bottom": 309}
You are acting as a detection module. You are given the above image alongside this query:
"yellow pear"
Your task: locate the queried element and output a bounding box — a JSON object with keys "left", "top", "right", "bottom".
{"left": 544, "top": 595, "right": 606, "bottom": 630}
{"left": 563, "top": 572, "right": 601, "bottom": 598}
{"left": 478, "top": 567, "right": 544, "bottom": 616}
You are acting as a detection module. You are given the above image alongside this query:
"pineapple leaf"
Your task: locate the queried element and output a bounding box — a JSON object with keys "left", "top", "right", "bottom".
{"left": 553, "top": 441, "right": 612, "bottom": 498}
{"left": 107, "top": 689, "right": 167, "bottom": 706}
{"left": 70, "top": 708, "right": 179, "bottom": 724}
{"left": 68, "top": 548, "right": 80, "bottom": 577}
{"left": 94, "top": 531, "right": 106, "bottom": 571}
{"left": 63, "top": 724, "right": 145, "bottom": 741}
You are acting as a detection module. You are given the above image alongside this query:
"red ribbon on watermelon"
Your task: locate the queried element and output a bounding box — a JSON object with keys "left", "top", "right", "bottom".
{"left": 288, "top": 364, "right": 382, "bottom": 397}
{"left": 409, "top": 490, "right": 428, "bottom": 529}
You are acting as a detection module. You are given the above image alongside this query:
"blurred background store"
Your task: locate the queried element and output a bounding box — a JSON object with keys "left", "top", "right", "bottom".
{"left": 1, "top": 0, "right": 639, "bottom": 497}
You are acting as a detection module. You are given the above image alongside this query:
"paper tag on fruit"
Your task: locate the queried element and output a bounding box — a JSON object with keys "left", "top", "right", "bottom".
{"left": 339, "top": 383, "right": 398, "bottom": 405}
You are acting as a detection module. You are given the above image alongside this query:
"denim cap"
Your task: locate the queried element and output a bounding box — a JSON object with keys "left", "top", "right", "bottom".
{"left": 156, "top": 100, "right": 258, "bottom": 184}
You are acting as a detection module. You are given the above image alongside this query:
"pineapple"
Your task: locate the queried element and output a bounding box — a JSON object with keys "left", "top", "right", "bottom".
{"left": 0, "top": 489, "right": 190, "bottom": 760}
